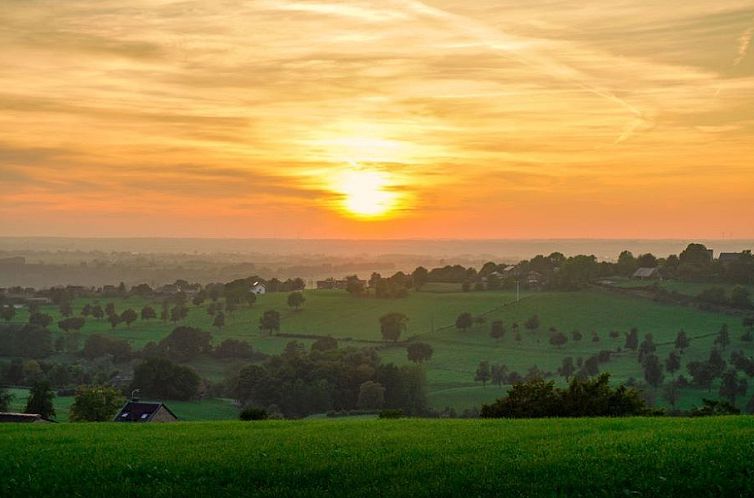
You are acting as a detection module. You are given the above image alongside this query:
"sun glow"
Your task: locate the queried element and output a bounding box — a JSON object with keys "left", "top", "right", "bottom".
{"left": 335, "top": 167, "right": 400, "bottom": 219}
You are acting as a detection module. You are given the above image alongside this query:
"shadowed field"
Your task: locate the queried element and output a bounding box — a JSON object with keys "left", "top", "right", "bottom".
{"left": 1, "top": 417, "right": 753, "bottom": 497}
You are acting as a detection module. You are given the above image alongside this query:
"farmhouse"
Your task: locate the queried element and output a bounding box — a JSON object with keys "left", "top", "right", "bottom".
{"left": 0, "top": 412, "right": 52, "bottom": 423}
{"left": 250, "top": 281, "right": 266, "bottom": 295}
{"left": 113, "top": 401, "right": 178, "bottom": 423}
{"left": 633, "top": 267, "right": 660, "bottom": 280}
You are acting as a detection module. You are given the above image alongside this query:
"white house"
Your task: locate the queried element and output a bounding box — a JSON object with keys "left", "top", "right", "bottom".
{"left": 251, "top": 281, "right": 266, "bottom": 295}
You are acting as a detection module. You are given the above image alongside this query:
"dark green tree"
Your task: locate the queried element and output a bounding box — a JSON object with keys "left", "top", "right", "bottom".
{"left": 406, "top": 342, "right": 433, "bottom": 364}
{"left": 130, "top": 357, "right": 200, "bottom": 401}
{"left": 380, "top": 312, "right": 408, "bottom": 342}
{"left": 120, "top": 309, "right": 138, "bottom": 327}
{"left": 720, "top": 369, "right": 748, "bottom": 407}
{"left": 490, "top": 321, "right": 505, "bottom": 340}
{"left": 259, "top": 310, "right": 281, "bottom": 336}
{"left": 141, "top": 305, "right": 157, "bottom": 320}
{"left": 675, "top": 329, "right": 690, "bottom": 351}
{"left": 25, "top": 381, "right": 55, "bottom": 419}
{"left": 455, "top": 312, "right": 473, "bottom": 332}
{"left": 624, "top": 327, "right": 639, "bottom": 351}
{"left": 69, "top": 385, "right": 124, "bottom": 422}
{"left": 475, "top": 360, "right": 491, "bottom": 387}
{"left": 665, "top": 350, "right": 681, "bottom": 375}
{"left": 287, "top": 291, "right": 305, "bottom": 310}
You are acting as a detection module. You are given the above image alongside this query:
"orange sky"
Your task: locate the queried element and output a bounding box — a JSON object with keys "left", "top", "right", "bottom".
{"left": 1, "top": 1, "right": 753, "bottom": 239}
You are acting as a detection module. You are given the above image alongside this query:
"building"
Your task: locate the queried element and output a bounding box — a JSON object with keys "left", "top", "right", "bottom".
{"left": 0, "top": 412, "right": 52, "bottom": 423}
{"left": 250, "top": 281, "right": 266, "bottom": 295}
{"left": 113, "top": 401, "right": 178, "bottom": 423}
{"left": 633, "top": 267, "right": 660, "bottom": 280}
{"left": 719, "top": 252, "right": 743, "bottom": 265}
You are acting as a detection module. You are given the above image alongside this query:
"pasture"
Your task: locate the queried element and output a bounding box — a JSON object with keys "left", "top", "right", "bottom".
{"left": 1, "top": 417, "right": 753, "bottom": 497}
{"left": 4, "top": 287, "right": 753, "bottom": 413}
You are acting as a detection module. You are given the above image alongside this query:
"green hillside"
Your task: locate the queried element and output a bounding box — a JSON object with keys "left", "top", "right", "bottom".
{"left": 4, "top": 287, "right": 753, "bottom": 413}
{"left": 1, "top": 418, "right": 753, "bottom": 497}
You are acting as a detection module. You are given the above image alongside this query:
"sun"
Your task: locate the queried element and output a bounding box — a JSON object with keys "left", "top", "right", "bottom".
{"left": 335, "top": 167, "right": 399, "bottom": 219}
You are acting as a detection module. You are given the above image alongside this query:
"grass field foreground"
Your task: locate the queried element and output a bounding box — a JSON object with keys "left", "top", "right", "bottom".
{"left": 1, "top": 417, "right": 754, "bottom": 497}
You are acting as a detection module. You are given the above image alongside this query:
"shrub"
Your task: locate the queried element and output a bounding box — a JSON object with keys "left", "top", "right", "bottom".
{"left": 240, "top": 407, "right": 269, "bottom": 421}
{"left": 379, "top": 409, "right": 404, "bottom": 419}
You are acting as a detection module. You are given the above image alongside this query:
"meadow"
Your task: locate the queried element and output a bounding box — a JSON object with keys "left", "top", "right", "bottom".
{"left": 5, "top": 285, "right": 753, "bottom": 414}
{"left": 1, "top": 417, "right": 754, "bottom": 497}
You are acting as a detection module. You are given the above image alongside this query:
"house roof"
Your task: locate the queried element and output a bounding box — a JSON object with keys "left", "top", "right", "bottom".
{"left": 633, "top": 267, "right": 658, "bottom": 278}
{"left": 719, "top": 252, "right": 742, "bottom": 263}
{"left": 0, "top": 412, "right": 51, "bottom": 423}
{"left": 113, "top": 401, "right": 177, "bottom": 422}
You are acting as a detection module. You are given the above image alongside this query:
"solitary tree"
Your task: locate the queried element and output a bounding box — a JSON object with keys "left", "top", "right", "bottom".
{"left": 379, "top": 312, "right": 408, "bottom": 342}
{"left": 475, "top": 361, "right": 491, "bottom": 387}
{"left": 120, "top": 309, "right": 138, "bottom": 327}
{"left": 675, "top": 330, "right": 690, "bottom": 351}
{"left": 524, "top": 315, "right": 540, "bottom": 331}
{"left": 259, "top": 310, "right": 281, "bottom": 336}
{"left": 720, "top": 369, "right": 748, "bottom": 407}
{"left": 638, "top": 334, "right": 656, "bottom": 364}
{"left": 642, "top": 354, "right": 664, "bottom": 388}
{"left": 287, "top": 292, "right": 305, "bottom": 310}
{"left": 455, "top": 312, "right": 473, "bottom": 332}
{"left": 624, "top": 328, "right": 639, "bottom": 351}
{"left": 490, "top": 321, "right": 505, "bottom": 340}
{"left": 141, "top": 306, "right": 157, "bottom": 320}
{"left": 108, "top": 314, "right": 121, "bottom": 329}
{"left": 25, "top": 381, "right": 55, "bottom": 419}
{"left": 666, "top": 350, "right": 681, "bottom": 375}
{"left": 105, "top": 303, "right": 117, "bottom": 317}
{"left": 406, "top": 342, "right": 433, "bottom": 364}
{"left": 91, "top": 304, "right": 104, "bottom": 321}
{"left": 549, "top": 331, "right": 568, "bottom": 348}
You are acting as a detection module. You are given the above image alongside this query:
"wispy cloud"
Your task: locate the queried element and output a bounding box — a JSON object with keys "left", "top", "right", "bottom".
{"left": 1, "top": 0, "right": 753, "bottom": 238}
{"left": 734, "top": 19, "right": 753, "bottom": 66}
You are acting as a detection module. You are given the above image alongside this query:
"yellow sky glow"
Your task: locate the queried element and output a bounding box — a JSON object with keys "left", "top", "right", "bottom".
{"left": 0, "top": 1, "right": 753, "bottom": 238}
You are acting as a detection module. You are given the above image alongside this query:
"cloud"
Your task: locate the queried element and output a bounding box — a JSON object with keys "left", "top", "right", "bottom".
{"left": 734, "top": 20, "right": 753, "bottom": 66}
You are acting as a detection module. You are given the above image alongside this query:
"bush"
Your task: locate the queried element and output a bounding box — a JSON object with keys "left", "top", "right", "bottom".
{"left": 379, "top": 409, "right": 404, "bottom": 419}
{"left": 480, "top": 373, "right": 647, "bottom": 418}
{"left": 240, "top": 407, "right": 269, "bottom": 421}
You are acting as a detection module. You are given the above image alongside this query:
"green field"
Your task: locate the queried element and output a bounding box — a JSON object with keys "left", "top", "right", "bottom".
{"left": 608, "top": 277, "right": 754, "bottom": 297}
{"left": 4, "top": 286, "right": 753, "bottom": 414}
{"left": 1, "top": 418, "right": 753, "bottom": 497}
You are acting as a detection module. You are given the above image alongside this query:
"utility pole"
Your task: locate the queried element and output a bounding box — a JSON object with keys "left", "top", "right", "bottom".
{"left": 516, "top": 280, "right": 520, "bottom": 303}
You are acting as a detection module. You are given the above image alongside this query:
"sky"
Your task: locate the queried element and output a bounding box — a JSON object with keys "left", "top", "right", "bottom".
{"left": 1, "top": 0, "right": 753, "bottom": 239}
